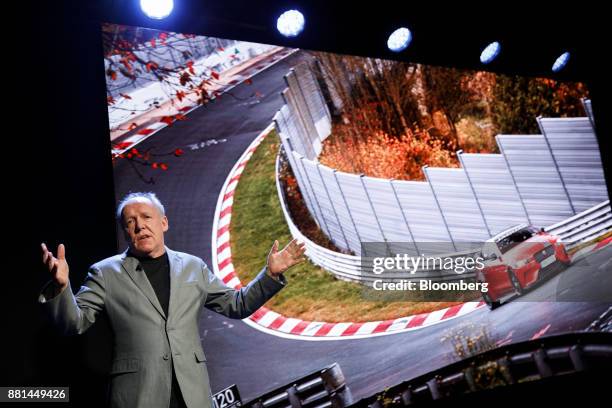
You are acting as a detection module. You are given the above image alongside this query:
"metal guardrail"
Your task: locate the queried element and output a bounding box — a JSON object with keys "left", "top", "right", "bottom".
{"left": 348, "top": 332, "right": 612, "bottom": 407}
{"left": 586, "top": 307, "right": 612, "bottom": 332}
{"left": 245, "top": 363, "right": 352, "bottom": 408}
{"left": 545, "top": 200, "right": 611, "bottom": 247}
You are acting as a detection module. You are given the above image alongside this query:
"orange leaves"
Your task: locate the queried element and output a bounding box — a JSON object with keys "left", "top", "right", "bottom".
{"left": 106, "top": 69, "right": 117, "bottom": 81}
{"left": 179, "top": 72, "right": 192, "bottom": 86}
{"left": 160, "top": 113, "right": 186, "bottom": 126}
{"left": 113, "top": 142, "right": 132, "bottom": 150}
{"left": 319, "top": 116, "right": 458, "bottom": 181}
{"left": 125, "top": 148, "right": 143, "bottom": 160}
{"left": 198, "top": 78, "right": 211, "bottom": 87}
{"left": 186, "top": 61, "right": 195, "bottom": 75}
{"left": 119, "top": 67, "right": 136, "bottom": 80}
{"left": 120, "top": 59, "right": 132, "bottom": 72}
{"left": 538, "top": 78, "right": 557, "bottom": 88}
{"left": 160, "top": 116, "right": 174, "bottom": 125}
{"left": 112, "top": 141, "right": 181, "bottom": 174}
{"left": 151, "top": 162, "right": 168, "bottom": 170}
{"left": 176, "top": 90, "right": 185, "bottom": 102}
{"left": 194, "top": 79, "right": 211, "bottom": 103}
{"left": 197, "top": 93, "right": 210, "bottom": 105}
{"left": 119, "top": 93, "right": 132, "bottom": 100}
{"left": 119, "top": 53, "right": 136, "bottom": 73}
{"left": 210, "top": 71, "right": 220, "bottom": 80}
{"left": 145, "top": 61, "right": 159, "bottom": 72}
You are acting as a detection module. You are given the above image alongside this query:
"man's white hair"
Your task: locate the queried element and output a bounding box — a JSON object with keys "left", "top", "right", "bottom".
{"left": 116, "top": 192, "right": 166, "bottom": 225}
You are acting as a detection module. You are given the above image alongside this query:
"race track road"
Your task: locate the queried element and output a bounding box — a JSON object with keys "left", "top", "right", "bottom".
{"left": 111, "top": 50, "right": 612, "bottom": 403}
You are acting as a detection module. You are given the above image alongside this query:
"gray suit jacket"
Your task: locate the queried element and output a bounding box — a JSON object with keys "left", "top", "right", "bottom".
{"left": 38, "top": 246, "right": 286, "bottom": 408}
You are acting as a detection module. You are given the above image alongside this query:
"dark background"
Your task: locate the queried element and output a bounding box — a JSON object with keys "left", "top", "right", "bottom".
{"left": 10, "top": 1, "right": 610, "bottom": 407}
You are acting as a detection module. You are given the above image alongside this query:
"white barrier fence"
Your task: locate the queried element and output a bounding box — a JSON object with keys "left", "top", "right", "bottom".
{"left": 275, "top": 153, "right": 481, "bottom": 285}
{"left": 277, "top": 150, "right": 611, "bottom": 284}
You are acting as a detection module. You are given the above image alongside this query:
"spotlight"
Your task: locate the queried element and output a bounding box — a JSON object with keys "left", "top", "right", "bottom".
{"left": 140, "top": 0, "right": 174, "bottom": 20}
{"left": 552, "top": 52, "right": 570, "bottom": 72}
{"left": 480, "top": 42, "right": 501, "bottom": 64}
{"left": 387, "top": 27, "right": 412, "bottom": 52}
{"left": 277, "top": 10, "right": 305, "bottom": 37}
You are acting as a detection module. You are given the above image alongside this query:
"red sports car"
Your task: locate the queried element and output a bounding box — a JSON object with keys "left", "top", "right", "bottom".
{"left": 477, "top": 224, "right": 571, "bottom": 309}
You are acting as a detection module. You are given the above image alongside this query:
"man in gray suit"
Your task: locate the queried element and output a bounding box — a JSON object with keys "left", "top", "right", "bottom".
{"left": 39, "top": 192, "right": 306, "bottom": 408}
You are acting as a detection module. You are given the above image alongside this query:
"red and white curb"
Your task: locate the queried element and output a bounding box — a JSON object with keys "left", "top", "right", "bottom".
{"left": 210, "top": 124, "right": 486, "bottom": 341}
{"left": 112, "top": 48, "right": 298, "bottom": 156}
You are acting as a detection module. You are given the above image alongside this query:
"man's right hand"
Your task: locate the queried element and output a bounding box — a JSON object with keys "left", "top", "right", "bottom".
{"left": 41, "top": 243, "right": 69, "bottom": 291}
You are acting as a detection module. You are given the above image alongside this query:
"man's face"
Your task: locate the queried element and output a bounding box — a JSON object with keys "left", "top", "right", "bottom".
{"left": 121, "top": 199, "right": 168, "bottom": 258}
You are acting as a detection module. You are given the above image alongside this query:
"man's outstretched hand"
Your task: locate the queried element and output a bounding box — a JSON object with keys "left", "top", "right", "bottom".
{"left": 41, "top": 243, "right": 69, "bottom": 291}
{"left": 267, "top": 238, "right": 306, "bottom": 277}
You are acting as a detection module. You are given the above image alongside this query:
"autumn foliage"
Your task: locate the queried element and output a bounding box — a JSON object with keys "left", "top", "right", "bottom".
{"left": 309, "top": 52, "right": 589, "bottom": 181}
{"left": 492, "top": 76, "right": 589, "bottom": 134}
{"left": 319, "top": 123, "right": 457, "bottom": 181}
{"left": 280, "top": 53, "right": 589, "bottom": 248}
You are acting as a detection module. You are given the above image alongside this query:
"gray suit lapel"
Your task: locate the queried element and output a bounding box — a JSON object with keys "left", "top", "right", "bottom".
{"left": 167, "top": 247, "right": 183, "bottom": 324}
{"left": 120, "top": 250, "right": 166, "bottom": 320}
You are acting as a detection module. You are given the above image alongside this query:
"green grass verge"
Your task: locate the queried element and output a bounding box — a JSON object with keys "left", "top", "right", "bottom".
{"left": 229, "top": 130, "right": 462, "bottom": 322}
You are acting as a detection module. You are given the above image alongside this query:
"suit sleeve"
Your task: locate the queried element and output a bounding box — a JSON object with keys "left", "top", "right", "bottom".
{"left": 38, "top": 266, "right": 106, "bottom": 335}
{"left": 202, "top": 261, "right": 286, "bottom": 319}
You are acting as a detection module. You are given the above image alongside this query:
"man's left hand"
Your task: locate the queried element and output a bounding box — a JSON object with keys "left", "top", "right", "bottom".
{"left": 267, "top": 238, "right": 306, "bottom": 277}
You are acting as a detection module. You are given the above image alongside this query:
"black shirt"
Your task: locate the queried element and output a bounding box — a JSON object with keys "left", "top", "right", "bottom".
{"left": 134, "top": 251, "right": 170, "bottom": 316}
{"left": 132, "top": 251, "right": 186, "bottom": 408}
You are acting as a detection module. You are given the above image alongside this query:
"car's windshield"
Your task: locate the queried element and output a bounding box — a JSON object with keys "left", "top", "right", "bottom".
{"left": 498, "top": 227, "right": 538, "bottom": 254}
